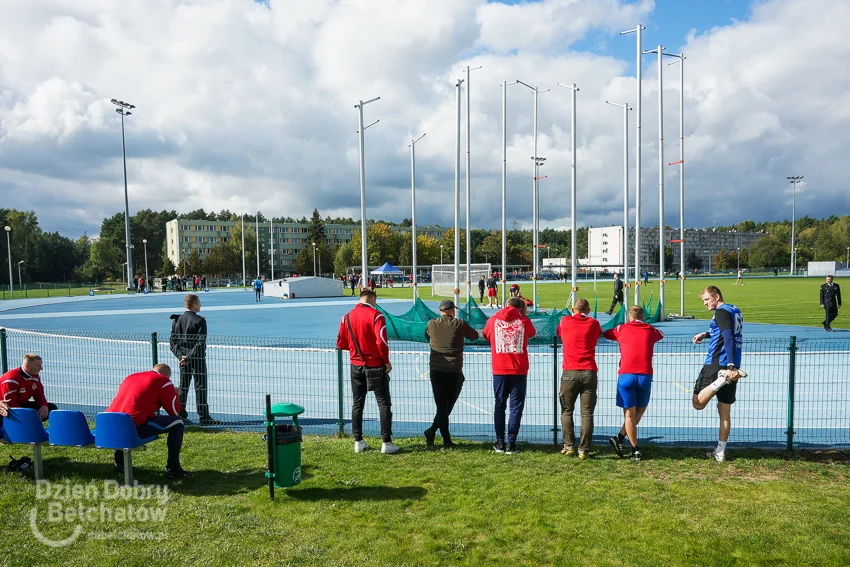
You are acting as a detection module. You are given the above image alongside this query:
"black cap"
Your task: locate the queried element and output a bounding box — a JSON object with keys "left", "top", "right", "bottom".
{"left": 439, "top": 299, "right": 458, "bottom": 311}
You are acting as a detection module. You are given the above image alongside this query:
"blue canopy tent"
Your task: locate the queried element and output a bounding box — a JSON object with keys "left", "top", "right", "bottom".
{"left": 370, "top": 262, "right": 405, "bottom": 287}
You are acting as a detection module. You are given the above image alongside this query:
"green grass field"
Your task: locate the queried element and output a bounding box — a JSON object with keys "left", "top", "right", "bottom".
{"left": 0, "top": 283, "right": 128, "bottom": 301}
{"left": 2, "top": 432, "right": 849, "bottom": 566}
{"left": 376, "top": 275, "right": 846, "bottom": 328}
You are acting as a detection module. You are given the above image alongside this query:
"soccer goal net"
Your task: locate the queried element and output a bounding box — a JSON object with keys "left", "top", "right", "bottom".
{"left": 432, "top": 263, "right": 492, "bottom": 298}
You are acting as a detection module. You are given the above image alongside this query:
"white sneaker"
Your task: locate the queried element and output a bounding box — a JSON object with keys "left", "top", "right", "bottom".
{"left": 706, "top": 450, "right": 726, "bottom": 462}
{"left": 381, "top": 441, "right": 400, "bottom": 454}
{"left": 354, "top": 440, "right": 369, "bottom": 453}
{"left": 718, "top": 369, "right": 748, "bottom": 385}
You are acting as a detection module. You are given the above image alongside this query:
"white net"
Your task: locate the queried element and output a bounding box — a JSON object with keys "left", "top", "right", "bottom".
{"left": 431, "top": 263, "right": 491, "bottom": 298}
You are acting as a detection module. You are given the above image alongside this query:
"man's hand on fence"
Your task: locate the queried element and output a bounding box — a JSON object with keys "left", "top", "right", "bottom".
{"left": 693, "top": 332, "right": 708, "bottom": 344}
{"left": 179, "top": 356, "right": 188, "bottom": 367}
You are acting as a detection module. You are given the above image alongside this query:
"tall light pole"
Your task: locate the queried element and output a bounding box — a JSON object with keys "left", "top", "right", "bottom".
{"left": 409, "top": 132, "right": 426, "bottom": 301}
{"left": 111, "top": 99, "right": 135, "bottom": 283}
{"left": 142, "top": 239, "right": 149, "bottom": 293}
{"left": 559, "top": 82, "right": 579, "bottom": 307}
{"left": 312, "top": 242, "right": 317, "bottom": 276}
{"left": 270, "top": 219, "right": 274, "bottom": 281}
{"left": 501, "top": 80, "right": 519, "bottom": 306}
{"left": 464, "top": 65, "right": 482, "bottom": 301}
{"left": 17, "top": 260, "right": 23, "bottom": 290}
{"left": 4, "top": 226, "right": 12, "bottom": 296}
{"left": 621, "top": 25, "right": 645, "bottom": 306}
{"left": 787, "top": 176, "right": 803, "bottom": 275}
{"left": 453, "top": 78, "right": 464, "bottom": 306}
{"left": 605, "top": 101, "right": 631, "bottom": 293}
{"left": 440, "top": 244, "right": 443, "bottom": 266}
{"left": 737, "top": 247, "right": 741, "bottom": 272}
{"left": 644, "top": 45, "right": 666, "bottom": 317}
{"left": 846, "top": 246, "right": 849, "bottom": 267}
{"left": 517, "top": 80, "right": 549, "bottom": 307}
{"left": 704, "top": 250, "right": 712, "bottom": 274}
{"left": 665, "top": 52, "right": 686, "bottom": 315}
{"left": 255, "top": 215, "right": 260, "bottom": 278}
{"left": 355, "top": 96, "right": 381, "bottom": 283}
{"left": 241, "top": 214, "right": 246, "bottom": 285}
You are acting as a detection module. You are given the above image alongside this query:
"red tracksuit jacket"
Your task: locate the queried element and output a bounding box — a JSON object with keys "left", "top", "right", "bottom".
{"left": 0, "top": 367, "right": 48, "bottom": 408}
{"left": 106, "top": 371, "right": 182, "bottom": 426}
{"left": 337, "top": 303, "right": 390, "bottom": 367}
{"left": 483, "top": 305, "right": 537, "bottom": 375}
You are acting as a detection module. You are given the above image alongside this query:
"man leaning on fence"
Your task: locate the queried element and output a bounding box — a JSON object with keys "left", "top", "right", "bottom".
{"left": 337, "top": 288, "right": 399, "bottom": 455}
{"left": 170, "top": 293, "right": 219, "bottom": 426}
{"left": 692, "top": 285, "right": 746, "bottom": 463}
{"left": 424, "top": 299, "right": 479, "bottom": 450}
{"left": 106, "top": 364, "right": 188, "bottom": 479}
{"left": 0, "top": 354, "right": 58, "bottom": 428}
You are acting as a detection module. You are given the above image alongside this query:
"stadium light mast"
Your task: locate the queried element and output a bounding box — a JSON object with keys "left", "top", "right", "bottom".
{"left": 464, "top": 65, "right": 482, "bottom": 301}
{"left": 241, "top": 214, "right": 246, "bottom": 286}
{"left": 142, "top": 239, "right": 149, "bottom": 293}
{"left": 558, "top": 82, "right": 579, "bottom": 308}
{"left": 644, "top": 45, "right": 666, "bottom": 318}
{"left": 621, "top": 25, "right": 645, "bottom": 306}
{"left": 16, "top": 260, "right": 23, "bottom": 291}
{"left": 255, "top": 214, "right": 260, "bottom": 278}
{"left": 111, "top": 98, "right": 135, "bottom": 283}
{"left": 409, "top": 132, "right": 426, "bottom": 302}
{"left": 355, "top": 96, "right": 380, "bottom": 285}
{"left": 501, "top": 80, "right": 519, "bottom": 306}
{"left": 270, "top": 219, "right": 274, "bottom": 281}
{"left": 605, "top": 101, "right": 631, "bottom": 294}
{"left": 4, "top": 225, "right": 12, "bottom": 296}
{"left": 787, "top": 176, "right": 803, "bottom": 275}
{"left": 453, "top": 77, "right": 465, "bottom": 307}
{"left": 516, "top": 80, "right": 548, "bottom": 308}
{"left": 665, "top": 51, "right": 686, "bottom": 315}
{"left": 312, "top": 241, "right": 317, "bottom": 276}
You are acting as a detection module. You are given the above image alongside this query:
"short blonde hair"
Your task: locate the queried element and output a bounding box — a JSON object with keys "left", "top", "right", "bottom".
{"left": 23, "top": 354, "right": 42, "bottom": 364}
{"left": 184, "top": 293, "right": 200, "bottom": 309}
{"left": 628, "top": 306, "right": 644, "bottom": 321}
{"left": 572, "top": 298, "right": 590, "bottom": 314}
{"left": 153, "top": 363, "right": 172, "bottom": 378}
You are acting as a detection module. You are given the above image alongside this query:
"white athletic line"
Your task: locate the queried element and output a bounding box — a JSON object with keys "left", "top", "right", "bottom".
{"left": 459, "top": 399, "right": 492, "bottom": 416}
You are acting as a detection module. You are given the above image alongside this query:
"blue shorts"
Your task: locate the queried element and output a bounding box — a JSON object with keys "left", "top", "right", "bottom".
{"left": 616, "top": 373, "right": 653, "bottom": 409}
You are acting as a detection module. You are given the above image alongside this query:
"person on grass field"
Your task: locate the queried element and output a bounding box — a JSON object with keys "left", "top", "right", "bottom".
{"left": 424, "top": 299, "right": 479, "bottom": 450}
{"left": 483, "top": 296, "right": 536, "bottom": 454}
{"left": 735, "top": 269, "right": 744, "bottom": 286}
{"left": 478, "top": 275, "right": 486, "bottom": 303}
{"left": 820, "top": 274, "right": 841, "bottom": 332}
{"left": 556, "top": 298, "right": 601, "bottom": 460}
{"left": 486, "top": 272, "right": 499, "bottom": 308}
{"left": 106, "top": 364, "right": 188, "bottom": 479}
{"left": 337, "top": 288, "right": 398, "bottom": 454}
{"left": 692, "top": 285, "right": 746, "bottom": 462}
{"left": 603, "top": 306, "right": 664, "bottom": 461}
{"left": 606, "top": 273, "right": 624, "bottom": 315}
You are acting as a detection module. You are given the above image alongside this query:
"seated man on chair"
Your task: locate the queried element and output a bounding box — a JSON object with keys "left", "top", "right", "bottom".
{"left": 0, "top": 354, "right": 57, "bottom": 426}
{"left": 106, "top": 363, "right": 188, "bottom": 479}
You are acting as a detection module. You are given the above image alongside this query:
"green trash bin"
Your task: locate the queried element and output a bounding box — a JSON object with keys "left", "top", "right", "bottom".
{"left": 265, "top": 396, "right": 304, "bottom": 497}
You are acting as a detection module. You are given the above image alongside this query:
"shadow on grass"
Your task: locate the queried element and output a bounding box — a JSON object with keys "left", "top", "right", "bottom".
{"left": 284, "top": 485, "right": 427, "bottom": 502}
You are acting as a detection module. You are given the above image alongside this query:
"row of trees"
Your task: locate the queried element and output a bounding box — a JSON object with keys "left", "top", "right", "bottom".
{"left": 4, "top": 206, "right": 850, "bottom": 284}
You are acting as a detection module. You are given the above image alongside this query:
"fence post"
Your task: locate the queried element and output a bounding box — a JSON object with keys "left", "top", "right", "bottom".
{"left": 337, "top": 348, "right": 345, "bottom": 436}
{"left": 0, "top": 328, "right": 8, "bottom": 374}
{"left": 552, "top": 335, "right": 559, "bottom": 446}
{"left": 151, "top": 332, "right": 158, "bottom": 366}
{"left": 786, "top": 335, "right": 797, "bottom": 451}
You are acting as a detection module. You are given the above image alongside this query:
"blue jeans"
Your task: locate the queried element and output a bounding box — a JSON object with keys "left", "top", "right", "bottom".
{"left": 493, "top": 374, "right": 527, "bottom": 444}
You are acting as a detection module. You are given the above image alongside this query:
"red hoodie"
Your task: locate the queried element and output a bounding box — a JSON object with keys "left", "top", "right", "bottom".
{"left": 483, "top": 305, "right": 537, "bottom": 375}
{"left": 336, "top": 303, "right": 390, "bottom": 367}
{"left": 603, "top": 320, "right": 664, "bottom": 375}
{"left": 556, "top": 313, "right": 602, "bottom": 371}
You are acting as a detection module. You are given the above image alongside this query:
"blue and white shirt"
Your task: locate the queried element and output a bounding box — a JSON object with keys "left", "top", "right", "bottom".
{"left": 705, "top": 303, "right": 743, "bottom": 367}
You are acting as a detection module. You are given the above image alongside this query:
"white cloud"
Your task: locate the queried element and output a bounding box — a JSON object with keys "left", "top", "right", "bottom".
{"left": 0, "top": 0, "right": 847, "bottom": 240}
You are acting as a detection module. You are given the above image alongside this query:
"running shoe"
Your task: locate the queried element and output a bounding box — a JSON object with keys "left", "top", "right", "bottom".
{"left": 629, "top": 449, "right": 642, "bottom": 461}
{"left": 609, "top": 436, "right": 624, "bottom": 458}
{"left": 560, "top": 446, "right": 576, "bottom": 457}
{"left": 706, "top": 450, "right": 726, "bottom": 462}
{"left": 493, "top": 440, "right": 506, "bottom": 453}
{"left": 506, "top": 443, "right": 520, "bottom": 455}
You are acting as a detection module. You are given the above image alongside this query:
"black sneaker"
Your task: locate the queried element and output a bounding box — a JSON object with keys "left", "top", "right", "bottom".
{"left": 629, "top": 449, "right": 642, "bottom": 461}
{"left": 424, "top": 428, "right": 436, "bottom": 448}
{"left": 493, "top": 440, "right": 506, "bottom": 453}
{"left": 609, "top": 436, "right": 624, "bottom": 458}
{"left": 165, "top": 466, "right": 189, "bottom": 479}
{"left": 506, "top": 443, "right": 520, "bottom": 455}
{"left": 442, "top": 441, "right": 457, "bottom": 451}
{"left": 198, "top": 417, "right": 221, "bottom": 426}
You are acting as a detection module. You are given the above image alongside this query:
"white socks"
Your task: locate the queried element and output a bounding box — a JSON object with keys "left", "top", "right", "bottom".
{"left": 710, "top": 374, "right": 728, "bottom": 392}
{"left": 716, "top": 441, "right": 727, "bottom": 453}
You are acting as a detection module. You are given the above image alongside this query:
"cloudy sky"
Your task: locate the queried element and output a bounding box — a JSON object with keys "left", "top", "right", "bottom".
{"left": 1, "top": 0, "right": 847, "bottom": 238}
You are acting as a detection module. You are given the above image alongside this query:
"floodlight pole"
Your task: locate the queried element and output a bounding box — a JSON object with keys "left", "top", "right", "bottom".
{"left": 312, "top": 242, "right": 317, "bottom": 276}
{"left": 255, "top": 215, "right": 260, "bottom": 278}
{"left": 787, "top": 176, "right": 803, "bottom": 275}
{"left": 17, "top": 260, "right": 23, "bottom": 290}
{"left": 454, "top": 78, "right": 464, "bottom": 307}
{"left": 501, "top": 80, "right": 518, "bottom": 306}
{"left": 142, "top": 239, "right": 149, "bottom": 293}
{"left": 409, "top": 132, "right": 426, "bottom": 302}
{"left": 355, "top": 96, "right": 381, "bottom": 284}
{"left": 111, "top": 99, "right": 136, "bottom": 283}
{"left": 605, "top": 101, "right": 631, "bottom": 293}
{"left": 621, "top": 25, "right": 645, "bottom": 306}
{"left": 270, "top": 219, "right": 274, "bottom": 281}
{"left": 645, "top": 45, "right": 665, "bottom": 318}
{"left": 464, "top": 65, "right": 482, "bottom": 301}
{"left": 4, "top": 226, "right": 12, "bottom": 296}
{"left": 665, "top": 52, "right": 686, "bottom": 315}
{"left": 559, "top": 82, "right": 579, "bottom": 307}
{"left": 241, "top": 214, "right": 246, "bottom": 286}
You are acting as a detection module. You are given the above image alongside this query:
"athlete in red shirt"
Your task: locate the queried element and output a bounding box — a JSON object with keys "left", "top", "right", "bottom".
{"left": 0, "top": 354, "right": 56, "bottom": 421}
{"left": 603, "top": 305, "right": 664, "bottom": 460}
{"left": 337, "top": 289, "right": 397, "bottom": 454}
{"left": 555, "top": 299, "right": 602, "bottom": 458}
{"left": 105, "top": 364, "right": 187, "bottom": 478}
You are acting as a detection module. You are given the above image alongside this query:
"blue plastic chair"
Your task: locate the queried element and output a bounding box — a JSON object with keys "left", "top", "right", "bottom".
{"left": 95, "top": 412, "right": 159, "bottom": 485}
{"left": 2, "top": 408, "right": 49, "bottom": 480}
{"left": 48, "top": 411, "right": 96, "bottom": 448}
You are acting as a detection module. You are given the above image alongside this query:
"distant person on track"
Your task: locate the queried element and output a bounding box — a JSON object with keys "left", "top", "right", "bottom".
{"left": 603, "top": 306, "right": 664, "bottom": 461}
{"left": 692, "top": 286, "right": 745, "bottom": 462}
{"left": 337, "top": 289, "right": 398, "bottom": 455}
{"left": 820, "top": 275, "right": 842, "bottom": 332}
{"left": 483, "top": 296, "right": 536, "bottom": 455}
{"left": 253, "top": 277, "right": 263, "bottom": 302}
{"left": 606, "top": 273, "right": 625, "bottom": 315}
{"left": 424, "top": 299, "right": 479, "bottom": 450}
